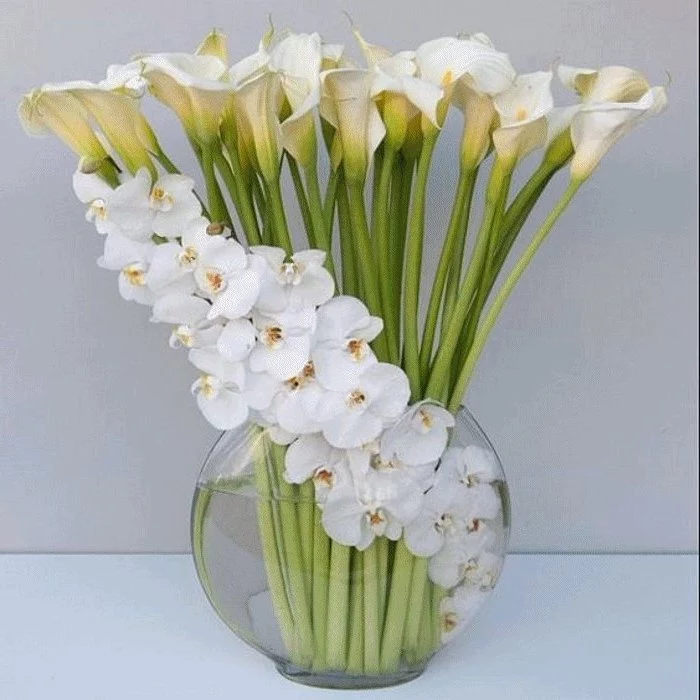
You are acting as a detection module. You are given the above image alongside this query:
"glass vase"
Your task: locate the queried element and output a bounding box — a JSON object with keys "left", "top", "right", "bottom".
{"left": 191, "top": 406, "right": 510, "bottom": 689}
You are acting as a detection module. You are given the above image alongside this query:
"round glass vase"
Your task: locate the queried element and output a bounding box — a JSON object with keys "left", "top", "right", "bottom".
{"left": 191, "top": 407, "right": 510, "bottom": 690}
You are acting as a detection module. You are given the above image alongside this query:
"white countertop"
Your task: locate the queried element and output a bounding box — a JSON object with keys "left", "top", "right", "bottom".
{"left": 1, "top": 554, "right": 697, "bottom": 699}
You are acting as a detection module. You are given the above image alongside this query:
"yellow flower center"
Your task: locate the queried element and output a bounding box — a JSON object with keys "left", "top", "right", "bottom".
{"left": 173, "top": 325, "right": 194, "bottom": 348}
{"left": 89, "top": 199, "right": 107, "bottom": 220}
{"left": 442, "top": 612, "right": 458, "bottom": 633}
{"left": 418, "top": 408, "right": 434, "bottom": 429}
{"left": 203, "top": 268, "right": 225, "bottom": 294}
{"left": 347, "top": 338, "right": 368, "bottom": 362}
{"left": 515, "top": 106, "right": 529, "bottom": 122}
{"left": 198, "top": 374, "right": 217, "bottom": 399}
{"left": 179, "top": 246, "right": 198, "bottom": 266}
{"left": 313, "top": 468, "right": 335, "bottom": 489}
{"left": 441, "top": 69, "right": 454, "bottom": 87}
{"left": 368, "top": 510, "right": 385, "bottom": 527}
{"left": 263, "top": 326, "right": 284, "bottom": 348}
{"left": 206, "top": 222, "right": 225, "bottom": 236}
{"left": 285, "top": 362, "right": 315, "bottom": 390}
{"left": 150, "top": 186, "right": 173, "bottom": 210}
{"left": 122, "top": 264, "right": 146, "bottom": 286}
{"left": 346, "top": 389, "right": 366, "bottom": 409}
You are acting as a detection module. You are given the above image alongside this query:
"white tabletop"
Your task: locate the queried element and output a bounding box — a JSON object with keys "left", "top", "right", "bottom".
{"left": 0, "top": 554, "right": 697, "bottom": 699}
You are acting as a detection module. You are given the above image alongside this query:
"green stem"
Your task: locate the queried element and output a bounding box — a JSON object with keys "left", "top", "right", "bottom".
{"left": 326, "top": 542, "right": 352, "bottom": 670}
{"left": 346, "top": 549, "right": 364, "bottom": 674}
{"left": 266, "top": 177, "right": 293, "bottom": 254}
{"left": 402, "top": 556, "right": 429, "bottom": 658}
{"left": 311, "top": 508, "right": 330, "bottom": 671}
{"left": 425, "top": 159, "right": 511, "bottom": 401}
{"left": 336, "top": 174, "right": 358, "bottom": 297}
{"left": 346, "top": 180, "right": 390, "bottom": 362}
{"left": 216, "top": 144, "right": 262, "bottom": 246}
{"left": 419, "top": 167, "right": 477, "bottom": 378}
{"left": 200, "top": 145, "right": 231, "bottom": 227}
{"left": 379, "top": 539, "right": 415, "bottom": 672}
{"left": 305, "top": 161, "right": 338, "bottom": 283}
{"left": 448, "top": 181, "right": 582, "bottom": 411}
{"left": 403, "top": 131, "right": 438, "bottom": 399}
{"left": 271, "top": 444, "right": 314, "bottom": 665}
{"left": 286, "top": 153, "right": 316, "bottom": 248}
{"left": 363, "top": 539, "right": 381, "bottom": 674}
{"left": 251, "top": 432, "right": 296, "bottom": 658}
{"left": 414, "top": 579, "right": 434, "bottom": 663}
{"left": 297, "top": 480, "right": 315, "bottom": 616}
{"left": 376, "top": 536, "right": 389, "bottom": 627}
{"left": 372, "top": 146, "right": 400, "bottom": 365}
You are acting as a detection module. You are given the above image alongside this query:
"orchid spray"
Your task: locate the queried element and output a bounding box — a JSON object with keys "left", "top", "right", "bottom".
{"left": 21, "top": 24, "right": 666, "bottom": 678}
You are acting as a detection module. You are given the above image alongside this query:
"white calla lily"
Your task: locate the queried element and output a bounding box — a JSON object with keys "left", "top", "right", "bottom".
{"left": 492, "top": 71, "right": 554, "bottom": 166}
{"left": 558, "top": 64, "right": 651, "bottom": 104}
{"left": 569, "top": 86, "right": 668, "bottom": 180}
{"left": 320, "top": 69, "right": 386, "bottom": 182}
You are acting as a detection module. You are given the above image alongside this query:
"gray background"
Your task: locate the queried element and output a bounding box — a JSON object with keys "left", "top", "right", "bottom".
{"left": 1, "top": 0, "right": 697, "bottom": 553}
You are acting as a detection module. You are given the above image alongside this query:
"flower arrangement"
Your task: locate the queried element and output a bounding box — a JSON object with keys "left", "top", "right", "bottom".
{"left": 20, "top": 23, "right": 666, "bottom": 684}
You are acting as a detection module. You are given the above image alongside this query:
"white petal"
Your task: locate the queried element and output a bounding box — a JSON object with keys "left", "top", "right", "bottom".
{"left": 285, "top": 433, "right": 334, "bottom": 483}
{"left": 208, "top": 268, "right": 261, "bottom": 319}
{"left": 195, "top": 384, "right": 248, "bottom": 430}
{"left": 217, "top": 319, "right": 256, "bottom": 362}
{"left": 405, "top": 516, "right": 444, "bottom": 557}
{"left": 150, "top": 293, "right": 210, "bottom": 325}
{"left": 188, "top": 348, "right": 245, "bottom": 386}
{"left": 321, "top": 484, "right": 365, "bottom": 546}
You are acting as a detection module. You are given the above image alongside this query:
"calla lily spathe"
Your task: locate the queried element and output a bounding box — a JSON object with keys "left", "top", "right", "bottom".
{"left": 492, "top": 71, "right": 554, "bottom": 166}
{"left": 558, "top": 64, "right": 652, "bottom": 104}
{"left": 569, "top": 86, "right": 668, "bottom": 180}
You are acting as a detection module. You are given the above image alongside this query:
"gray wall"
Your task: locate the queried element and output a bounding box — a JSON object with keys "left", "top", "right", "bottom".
{"left": 1, "top": 0, "right": 697, "bottom": 553}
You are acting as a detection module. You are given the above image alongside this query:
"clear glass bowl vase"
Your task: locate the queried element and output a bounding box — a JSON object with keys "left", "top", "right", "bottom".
{"left": 191, "top": 407, "right": 510, "bottom": 689}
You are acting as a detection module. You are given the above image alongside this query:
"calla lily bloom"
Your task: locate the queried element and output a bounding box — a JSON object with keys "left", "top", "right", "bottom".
{"left": 569, "top": 86, "right": 668, "bottom": 180}
{"left": 139, "top": 52, "right": 232, "bottom": 144}
{"left": 320, "top": 69, "right": 386, "bottom": 183}
{"left": 492, "top": 71, "right": 554, "bottom": 167}
{"left": 558, "top": 64, "right": 652, "bottom": 104}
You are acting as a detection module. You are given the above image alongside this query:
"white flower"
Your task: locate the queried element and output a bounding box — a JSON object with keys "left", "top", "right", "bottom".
{"left": 428, "top": 519, "right": 497, "bottom": 588}
{"left": 284, "top": 433, "right": 350, "bottom": 502}
{"left": 217, "top": 318, "right": 257, "bottom": 362}
{"left": 192, "top": 239, "right": 261, "bottom": 320}
{"left": 440, "top": 586, "right": 491, "bottom": 643}
{"left": 380, "top": 401, "right": 455, "bottom": 466}
{"left": 148, "top": 174, "right": 201, "bottom": 238}
{"left": 252, "top": 246, "right": 335, "bottom": 313}
{"left": 492, "top": 71, "right": 554, "bottom": 166}
{"left": 149, "top": 293, "right": 221, "bottom": 349}
{"left": 73, "top": 168, "right": 153, "bottom": 240}
{"left": 569, "top": 86, "right": 668, "bottom": 180}
{"left": 191, "top": 373, "right": 248, "bottom": 430}
{"left": 558, "top": 64, "right": 652, "bottom": 104}
{"left": 317, "top": 362, "right": 410, "bottom": 449}
{"left": 454, "top": 444, "right": 502, "bottom": 484}
{"left": 311, "top": 296, "right": 383, "bottom": 391}
{"left": 270, "top": 362, "right": 328, "bottom": 434}
{"left": 320, "top": 69, "right": 386, "bottom": 182}
{"left": 414, "top": 36, "right": 516, "bottom": 97}
{"left": 249, "top": 307, "right": 315, "bottom": 380}
{"left": 321, "top": 466, "right": 423, "bottom": 549}
{"left": 462, "top": 551, "right": 503, "bottom": 590}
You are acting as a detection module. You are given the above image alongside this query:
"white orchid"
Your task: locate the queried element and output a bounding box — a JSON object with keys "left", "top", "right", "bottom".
{"left": 321, "top": 466, "right": 423, "bottom": 549}
{"left": 73, "top": 168, "right": 153, "bottom": 240}
{"left": 191, "top": 373, "right": 248, "bottom": 430}
{"left": 270, "top": 362, "right": 328, "bottom": 434}
{"left": 148, "top": 174, "right": 202, "bottom": 238}
{"left": 311, "top": 296, "right": 383, "bottom": 392}
{"left": 440, "top": 586, "right": 491, "bottom": 643}
{"left": 252, "top": 247, "right": 335, "bottom": 313}
{"left": 189, "top": 237, "right": 261, "bottom": 320}
{"left": 492, "top": 71, "right": 554, "bottom": 166}
{"left": 462, "top": 551, "right": 504, "bottom": 590}
{"left": 284, "top": 433, "right": 351, "bottom": 502}
{"left": 149, "top": 293, "right": 221, "bottom": 350}
{"left": 317, "top": 362, "right": 410, "bottom": 449}
{"left": 569, "top": 86, "right": 668, "bottom": 180}
{"left": 428, "top": 519, "right": 497, "bottom": 588}
{"left": 249, "top": 307, "right": 316, "bottom": 381}
{"left": 380, "top": 401, "right": 455, "bottom": 466}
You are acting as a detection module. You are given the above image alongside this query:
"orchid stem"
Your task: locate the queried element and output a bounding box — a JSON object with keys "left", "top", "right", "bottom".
{"left": 346, "top": 549, "right": 364, "bottom": 674}
{"left": 326, "top": 542, "right": 352, "bottom": 670}
{"left": 363, "top": 539, "right": 381, "bottom": 674}
{"left": 311, "top": 508, "right": 330, "bottom": 671}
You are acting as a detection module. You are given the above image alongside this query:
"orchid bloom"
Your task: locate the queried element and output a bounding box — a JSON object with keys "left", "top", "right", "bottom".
{"left": 311, "top": 296, "right": 383, "bottom": 391}
{"left": 440, "top": 586, "right": 491, "bottom": 643}
{"left": 492, "top": 71, "right": 554, "bottom": 167}
{"left": 249, "top": 307, "right": 316, "bottom": 381}
{"left": 321, "top": 465, "right": 424, "bottom": 549}
{"left": 320, "top": 69, "right": 386, "bottom": 183}
{"left": 284, "top": 433, "right": 351, "bottom": 502}
{"left": 317, "top": 362, "right": 410, "bottom": 449}
{"left": 149, "top": 293, "right": 221, "bottom": 350}
{"left": 191, "top": 373, "right": 248, "bottom": 430}
{"left": 380, "top": 401, "right": 455, "bottom": 466}
{"left": 251, "top": 246, "right": 335, "bottom": 313}
{"left": 270, "top": 362, "right": 329, "bottom": 435}
{"left": 97, "top": 233, "right": 158, "bottom": 305}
